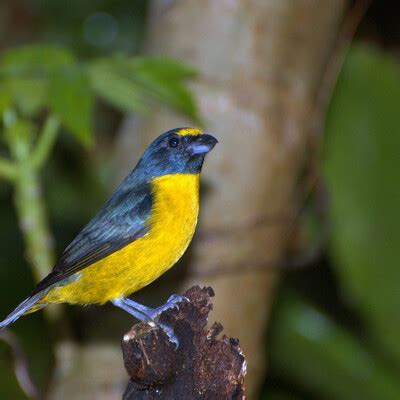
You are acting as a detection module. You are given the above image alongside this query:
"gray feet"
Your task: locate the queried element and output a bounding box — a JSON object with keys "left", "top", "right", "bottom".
{"left": 112, "top": 294, "right": 189, "bottom": 348}
{"left": 149, "top": 294, "right": 189, "bottom": 319}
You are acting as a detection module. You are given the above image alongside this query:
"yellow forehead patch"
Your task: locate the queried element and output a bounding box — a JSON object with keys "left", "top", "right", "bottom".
{"left": 176, "top": 127, "right": 202, "bottom": 137}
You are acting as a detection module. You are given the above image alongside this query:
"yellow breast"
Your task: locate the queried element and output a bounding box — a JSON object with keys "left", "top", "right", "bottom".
{"left": 45, "top": 173, "right": 200, "bottom": 305}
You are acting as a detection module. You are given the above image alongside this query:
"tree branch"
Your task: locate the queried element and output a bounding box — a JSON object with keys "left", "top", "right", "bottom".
{"left": 121, "top": 286, "right": 246, "bottom": 399}
{"left": 30, "top": 114, "right": 60, "bottom": 171}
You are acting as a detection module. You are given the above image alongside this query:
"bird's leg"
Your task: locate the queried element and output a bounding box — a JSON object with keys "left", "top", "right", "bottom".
{"left": 124, "top": 294, "right": 189, "bottom": 320}
{"left": 111, "top": 298, "right": 149, "bottom": 321}
{"left": 112, "top": 296, "right": 187, "bottom": 348}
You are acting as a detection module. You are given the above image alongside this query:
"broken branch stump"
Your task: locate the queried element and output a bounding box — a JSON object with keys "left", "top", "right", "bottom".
{"left": 121, "top": 286, "right": 247, "bottom": 399}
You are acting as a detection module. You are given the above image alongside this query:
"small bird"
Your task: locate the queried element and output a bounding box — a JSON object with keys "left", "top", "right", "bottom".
{"left": 0, "top": 127, "right": 217, "bottom": 345}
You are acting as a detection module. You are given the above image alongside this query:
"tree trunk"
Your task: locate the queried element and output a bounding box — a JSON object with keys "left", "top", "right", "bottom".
{"left": 115, "top": 0, "right": 348, "bottom": 396}
{"left": 122, "top": 286, "right": 246, "bottom": 399}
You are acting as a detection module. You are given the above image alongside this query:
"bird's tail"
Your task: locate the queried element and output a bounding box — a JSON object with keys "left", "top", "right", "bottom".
{"left": 0, "top": 292, "right": 45, "bottom": 330}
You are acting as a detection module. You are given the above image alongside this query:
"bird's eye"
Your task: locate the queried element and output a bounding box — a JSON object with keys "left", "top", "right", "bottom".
{"left": 168, "top": 136, "right": 180, "bottom": 148}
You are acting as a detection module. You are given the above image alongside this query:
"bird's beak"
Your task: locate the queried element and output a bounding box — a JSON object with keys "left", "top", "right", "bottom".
{"left": 190, "top": 134, "right": 218, "bottom": 155}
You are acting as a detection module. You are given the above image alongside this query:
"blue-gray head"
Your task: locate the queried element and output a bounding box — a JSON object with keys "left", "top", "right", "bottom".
{"left": 132, "top": 127, "right": 218, "bottom": 182}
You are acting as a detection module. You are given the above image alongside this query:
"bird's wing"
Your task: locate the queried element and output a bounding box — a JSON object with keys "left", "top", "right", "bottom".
{"left": 31, "top": 182, "right": 153, "bottom": 295}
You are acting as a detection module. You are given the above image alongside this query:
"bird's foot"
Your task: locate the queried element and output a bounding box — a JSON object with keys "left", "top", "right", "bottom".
{"left": 143, "top": 294, "right": 188, "bottom": 349}
{"left": 112, "top": 294, "right": 189, "bottom": 349}
{"left": 147, "top": 294, "right": 189, "bottom": 320}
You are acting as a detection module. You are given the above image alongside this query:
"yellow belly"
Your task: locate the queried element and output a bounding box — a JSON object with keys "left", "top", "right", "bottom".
{"left": 44, "top": 173, "right": 199, "bottom": 305}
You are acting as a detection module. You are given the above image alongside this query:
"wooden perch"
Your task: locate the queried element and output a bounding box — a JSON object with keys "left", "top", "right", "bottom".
{"left": 121, "top": 286, "right": 247, "bottom": 399}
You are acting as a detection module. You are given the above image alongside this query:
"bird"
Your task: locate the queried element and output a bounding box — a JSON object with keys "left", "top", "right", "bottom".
{"left": 0, "top": 127, "right": 217, "bottom": 346}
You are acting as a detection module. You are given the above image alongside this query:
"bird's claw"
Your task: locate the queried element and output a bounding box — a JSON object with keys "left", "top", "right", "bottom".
{"left": 166, "top": 294, "right": 189, "bottom": 308}
{"left": 149, "top": 294, "right": 189, "bottom": 319}
{"left": 158, "top": 322, "right": 179, "bottom": 349}
{"left": 150, "top": 294, "right": 189, "bottom": 349}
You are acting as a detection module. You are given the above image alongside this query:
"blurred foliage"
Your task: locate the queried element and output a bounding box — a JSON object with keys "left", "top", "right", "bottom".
{"left": 0, "top": 45, "right": 199, "bottom": 146}
{"left": 263, "top": 44, "right": 400, "bottom": 399}
{"left": 324, "top": 44, "right": 400, "bottom": 363}
{"left": 88, "top": 57, "right": 199, "bottom": 122}
{"left": 268, "top": 292, "right": 400, "bottom": 400}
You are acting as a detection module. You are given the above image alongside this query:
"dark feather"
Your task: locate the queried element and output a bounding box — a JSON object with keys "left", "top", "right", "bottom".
{"left": 31, "top": 181, "right": 153, "bottom": 295}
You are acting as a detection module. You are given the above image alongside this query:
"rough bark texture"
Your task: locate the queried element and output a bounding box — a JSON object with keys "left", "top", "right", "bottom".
{"left": 122, "top": 286, "right": 246, "bottom": 399}
{"left": 115, "top": 0, "right": 348, "bottom": 395}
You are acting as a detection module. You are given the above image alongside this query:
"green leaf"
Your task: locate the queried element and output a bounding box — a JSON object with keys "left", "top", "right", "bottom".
{"left": 88, "top": 56, "right": 200, "bottom": 122}
{"left": 1, "top": 45, "right": 75, "bottom": 75}
{"left": 2, "top": 78, "right": 47, "bottom": 116}
{"left": 324, "top": 45, "right": 400, "bottom": 362}
{"left": 128, "top": 57, "right": 200, "bottom": 122}
{"left": 269, "top": 292, "right": 400, "bottom": 400}
{"left": 130, "top": 57, "right": 197, "bottom": 79}
{"left": 88, "top": 58, "right": 146, "bottom": 113}
{"left": 0, "top": 46, "right": 75, "bottom": 117}
{"left": 49, "top": 67, "right": 93, "bottom": 146}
